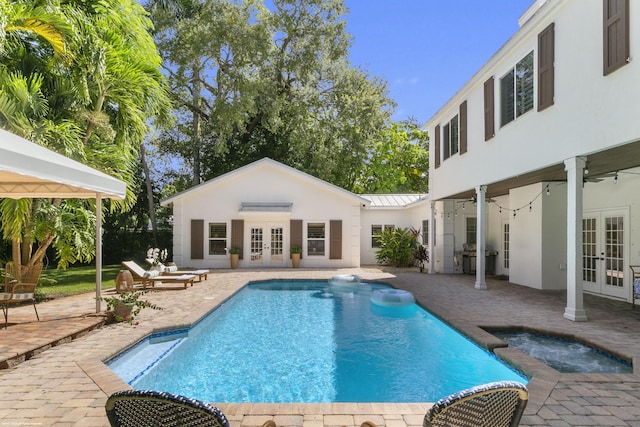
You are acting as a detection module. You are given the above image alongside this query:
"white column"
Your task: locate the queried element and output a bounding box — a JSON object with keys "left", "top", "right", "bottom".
{"left": 564, "top": 157, "right": 588, "bottom": 321}
{"left": 475, "top": 185, "right": 487, "bottom": 290}
{"left": 95, "top": 194, "right": 102, "bottom": 313}
{"left": 429, "top": 200, "right": 436, "bottom": 274}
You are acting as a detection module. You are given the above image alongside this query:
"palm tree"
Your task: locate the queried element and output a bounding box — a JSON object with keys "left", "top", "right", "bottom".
{"left": 0, "top": 0, "right": 171, "bottom": 268}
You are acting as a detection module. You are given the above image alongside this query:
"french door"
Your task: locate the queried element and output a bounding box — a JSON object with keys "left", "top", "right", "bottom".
{"left": 582, "top": 209, "right": 628, "bottom": 300}
{"left": 248, "top": 223, "right": 286, "bottom": 267}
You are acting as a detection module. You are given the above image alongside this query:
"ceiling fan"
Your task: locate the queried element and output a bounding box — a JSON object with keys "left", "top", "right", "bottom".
{"left": 457, "top": 195, "right": 496, "bottom": 204}
{"left": 584, "top": 171, "right": 618, "bottom": 183}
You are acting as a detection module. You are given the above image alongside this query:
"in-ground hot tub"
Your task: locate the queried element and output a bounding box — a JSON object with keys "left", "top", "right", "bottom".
{"left": 491, "top": 330, "right": 632, "bottom": 374}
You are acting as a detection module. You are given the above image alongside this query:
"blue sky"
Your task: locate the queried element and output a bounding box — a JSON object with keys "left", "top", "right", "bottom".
{"left": 344, "top": 0, "right": 535, "bottom": 123}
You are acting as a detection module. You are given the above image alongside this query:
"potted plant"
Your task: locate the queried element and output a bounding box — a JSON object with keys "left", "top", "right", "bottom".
{"left": 100, "top": 290, "right": 162, "bottom": 325}
{"left": 290, "top": 246, "right": 302, "bottom": 268}
{"left": 229, "top": 248, "right": 240, "bottom": 269}
{"left": 413, "top": 245, "right": 429, "bottom": 273}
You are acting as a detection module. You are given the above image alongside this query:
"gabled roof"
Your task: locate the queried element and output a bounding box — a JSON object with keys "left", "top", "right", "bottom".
{"left": 361, "top": 194, "right": 429, "bottom": 209}
{"left": 161, "top": 157, "right": 371, "bottom": 206}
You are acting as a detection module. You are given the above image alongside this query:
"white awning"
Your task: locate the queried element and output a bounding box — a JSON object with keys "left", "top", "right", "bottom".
{"left": 0, "top": 128, "right": 127, "bottom": 314}
{"left": 239, "top": 202, "right": 293, "bottom": 217}
{"left": 0, "top": 128, "right": 126, "bottom": 199}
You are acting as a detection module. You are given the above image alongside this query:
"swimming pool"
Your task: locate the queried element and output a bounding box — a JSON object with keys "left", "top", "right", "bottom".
{"left": 108, "top": 280, "right": 528, "bottom": 402}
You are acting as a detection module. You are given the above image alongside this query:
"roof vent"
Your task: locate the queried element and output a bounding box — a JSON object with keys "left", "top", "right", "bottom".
{"left": 518, "top": 0, "right": 548, "bottom": 27}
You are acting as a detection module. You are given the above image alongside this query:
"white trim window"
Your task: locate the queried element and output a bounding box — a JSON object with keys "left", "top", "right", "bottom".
{"left": 442, "top": 114, "right": 459, "bottom": 161}
{"left": 466, "top": 217, "right": 477, "bottom": 245}
{"left": 209, "top": 222, "right": 227, "bottom": 255}
{"left": 500, "top": 51, "right": 534, "bottom": 126}
{"left": 422, "top": 220, "right": 429, "bottom": 246}
{"left": 371, "top": 224, "right": 395, "bottom": 248}
{"left": 307, "top": 222, "right": 326, "bottom": 256}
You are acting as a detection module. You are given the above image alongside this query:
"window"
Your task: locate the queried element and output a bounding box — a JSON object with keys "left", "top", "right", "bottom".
{"left": 466, "top": 217, "right": 477, "bottom": 245}
{"left": 209, "top": 223, "right": 227, "bottom": 255}
{"left": 442, "top": 115, "right": 458, "bottom": 161}
{"left": 503, "top": 223, "right": 510, "bottom": 269}
{"left": 371, "top": 224, "right": 395, "bottom": 248}
{"left": 422, "top": 220, "right": 429, "bottom": 245}
{"left": 603, "top": 0, "right": 629, "bottom": 76}
{"left": 500, "top": 51, "right": 534, "bottom": 126}
{"left": 307, "top": 223, "right": 325, "bottom": 256}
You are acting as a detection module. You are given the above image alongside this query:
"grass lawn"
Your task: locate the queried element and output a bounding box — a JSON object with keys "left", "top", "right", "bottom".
{"left": 38, "top": 264, "right": 122, "bottom": 297}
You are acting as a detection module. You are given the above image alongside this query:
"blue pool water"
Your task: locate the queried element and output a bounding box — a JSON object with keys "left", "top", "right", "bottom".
{"left": 108, "top": 280, "right": 528, "bottom": 402}
{"left": 493, "top": 331, "right": 633, "bottom": 374}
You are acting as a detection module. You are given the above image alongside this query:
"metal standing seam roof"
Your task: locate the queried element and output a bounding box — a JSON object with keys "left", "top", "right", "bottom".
{"left": 360, "top": 194, "right": 427, "bottom": 208}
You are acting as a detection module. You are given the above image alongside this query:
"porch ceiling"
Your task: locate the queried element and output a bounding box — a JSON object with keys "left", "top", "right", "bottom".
{"left": 445, "top": 139, "right": 640, "bottom": 200}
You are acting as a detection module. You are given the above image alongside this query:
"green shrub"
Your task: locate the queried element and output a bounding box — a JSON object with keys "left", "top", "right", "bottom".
{"left": 375, "top": 227, "right": 416, "bottom": 267}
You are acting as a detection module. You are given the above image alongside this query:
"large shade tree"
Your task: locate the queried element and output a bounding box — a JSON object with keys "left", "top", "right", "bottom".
{"left": 146, "top": 0, "right": 396, "bottom": 192}
{"left": 0, "top": 0, "right": 171, "bottom": 268}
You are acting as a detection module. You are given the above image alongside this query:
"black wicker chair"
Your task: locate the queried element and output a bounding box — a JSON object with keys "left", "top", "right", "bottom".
{"left": 105, "top": 390, "right": 230, "bottom": 427}
{"left": 360, "top": 381, "right": 528, "bottom": 427}
{"left": 423, "top": 381, "right": 528, "bottom": 427}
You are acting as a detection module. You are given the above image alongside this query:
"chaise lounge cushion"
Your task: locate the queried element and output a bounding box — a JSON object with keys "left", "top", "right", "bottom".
{"left": 143, "top": 270, "right": 161, "bottom": 279}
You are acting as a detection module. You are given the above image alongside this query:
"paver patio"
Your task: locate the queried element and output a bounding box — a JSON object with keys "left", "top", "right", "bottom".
{"left": 1, "top": 267, "right": 639, "bottom": 426}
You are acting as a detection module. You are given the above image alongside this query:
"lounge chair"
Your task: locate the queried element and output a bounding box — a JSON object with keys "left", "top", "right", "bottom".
{"left": 360, "top": 381, "right": 528, "bottom": 427}
{"left": 105, "top": 390, "right": 277, "bottom": 427}
{"left": 122, "top": 261, "right": 196, "bottom": 289}
{"left": 1, "top": 262, "right": 43, "bottom": 328}
{"left": 143, "top": 258, "right": 209, "bottom": 282}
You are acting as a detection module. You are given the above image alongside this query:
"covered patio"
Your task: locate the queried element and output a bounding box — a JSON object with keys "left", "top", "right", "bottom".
{"left": 427, "top": 140, "right": 640, "bottom": 321}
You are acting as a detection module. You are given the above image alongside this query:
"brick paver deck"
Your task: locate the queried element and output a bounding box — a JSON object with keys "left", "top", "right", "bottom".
{"left": 1, "top": 268, "right": 639, "bottom": 426}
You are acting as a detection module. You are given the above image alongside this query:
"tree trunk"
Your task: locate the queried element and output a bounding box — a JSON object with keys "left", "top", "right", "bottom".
{"left": 140, "top": 144, "right": 158, "bottom": 246}
{"left": 191, "top": 62, "right": 202, "bottom": 186}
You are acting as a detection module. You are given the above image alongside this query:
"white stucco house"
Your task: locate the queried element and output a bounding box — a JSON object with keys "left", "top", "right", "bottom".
{"left": 425, "top": 0, "right": 640, "bottom": 320}
{"left": 161, "top": 158, "right": 431, "bottom": 270}
{"left": 162, "top": 0, "right": 639, "bottom": 322}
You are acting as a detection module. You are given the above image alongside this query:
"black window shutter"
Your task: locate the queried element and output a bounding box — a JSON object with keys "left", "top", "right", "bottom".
{"left": 191, "top": 219, "right": 204, "bottom": 260}
{"left": 538, "top": 23, "right": 555, "bottom": 111}
{"left": 329, "top": 220, "right": 342, "bottom": 260}
{"left": 231, "top": 219, "right": 244, "bottom": 259}
{"left": 290, "top": 219, "right": 303, "bottom": 258}
{"left": 484, "top": 77, "right": 495, "bottom": 141}
{"left": 434, "top": 125, "right": 441, "bottom": 168}
{"left": 459, "top": 101, "right": 468, "bottom": 154}
{"left": 603, "top": 0, "right": 629, "bottom": 76}
{"left": 443, "top": 123, "right": 450, "bottom": 160}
